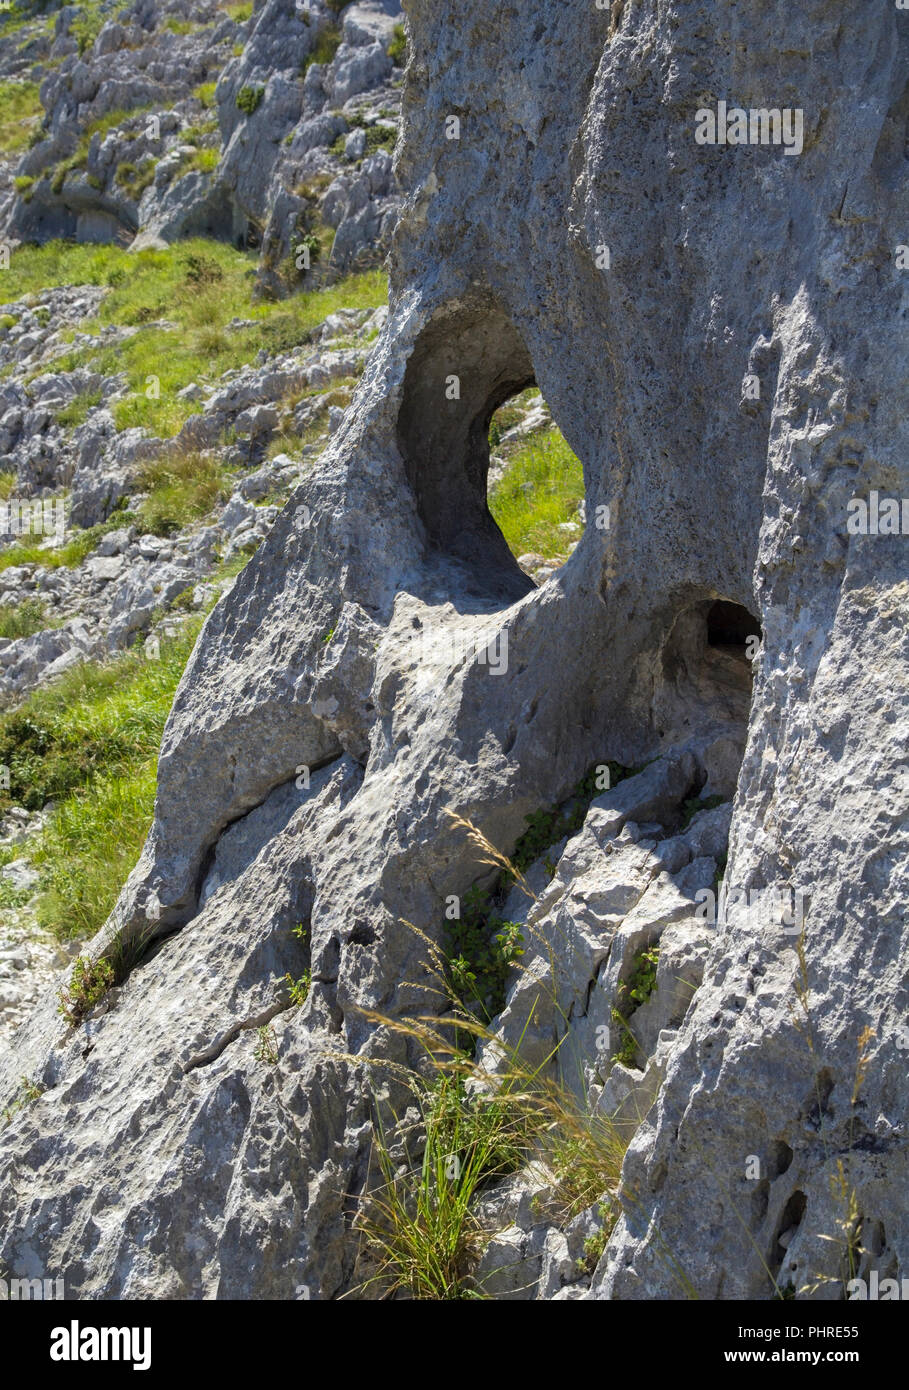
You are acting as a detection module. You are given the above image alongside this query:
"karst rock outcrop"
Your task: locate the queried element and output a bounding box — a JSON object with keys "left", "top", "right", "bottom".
{"left": 1, "top": 0, "right": 907, "bottom": 1299}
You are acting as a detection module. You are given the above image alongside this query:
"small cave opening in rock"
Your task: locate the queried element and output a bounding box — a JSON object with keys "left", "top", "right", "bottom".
{"left": 653, "top": 596, "right": 762, "bottom": 797}
{"left": 397, "top": 300, "right": 585, "bottom": 604}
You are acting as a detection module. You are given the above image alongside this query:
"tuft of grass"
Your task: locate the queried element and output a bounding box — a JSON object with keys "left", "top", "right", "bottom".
{"left": 0, "top": 597, "right": 53, "bottom": 641}
{"left": 352, "top": 903, "right": 631, "bottom": 1300}
{"left": 56, "top": 388, "right": 103, "bottom": 428}
{"left": 220, "top": 0, "right": 252, "bottom": 20}
{"left": 0, "top": 514, "right": 136, "bottom": 574}
{"left": 357, "top": 1070, "right": 533, "bottom": 1300}
{"left": 302, "top": 22, "right": 340, "bottom": 72}
{"left": 193, "top": 80, "right": 218, "bottom": 108}
{"left": 488, "top": 426, "right": 584, "bottom": 564}
{"left": 114, "top": 158, "right": 156, "bottom": 201}
{"left": 0, "top": 78, "right": 42, "bottom": 153}
{"left": 134, "top": 450, "right": 231, "bottom": 536}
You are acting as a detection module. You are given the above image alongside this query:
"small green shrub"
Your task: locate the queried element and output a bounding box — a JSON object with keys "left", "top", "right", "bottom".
{"left": 193, "top": 81, "right": 218, "bottom": 108}
{"left": 388, "top": 22, "right": 406, "bottom": 66}
{"left": 236, "top": 84, "right": 264, "bottom": 116}
{"left": 58, "top": 955, "right": 115, "bottom": 1025}
{"left": 512, "top": 761, "right": 635, "bottom": 872}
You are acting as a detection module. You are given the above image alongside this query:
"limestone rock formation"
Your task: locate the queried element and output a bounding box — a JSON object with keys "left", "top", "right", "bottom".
{"left": 2, "top": 0, "right": 403, "bottom": 279}
{"left": 1, "top": 0, "right": 907, "bottom": 1301}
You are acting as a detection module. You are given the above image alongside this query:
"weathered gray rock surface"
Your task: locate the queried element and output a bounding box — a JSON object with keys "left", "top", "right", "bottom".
{"left": 1, "top": 0, "right": 907, "bottom": 1300}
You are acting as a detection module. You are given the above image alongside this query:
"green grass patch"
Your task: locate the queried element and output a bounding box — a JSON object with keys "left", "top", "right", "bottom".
{"left": 114, "top": 158, "right": 156, "bottom": 201}
{"left": 488, "top": 425, "right": 584, "bottom": 563}
{"left": 134, "top": 450, "right": 231, "bottom": 536}
{"left": 0, "top": 597, "right": 54, "bottom": 641}
{"left": 0, "top": 621, "right": 201, "bottom": 939}
{"left": 0, "top": 79, "right": 42, "bottom": 154}
{"left": 0, "top": 513, "right": 136, "bottom": 574}
{"left": 56, "top": 388, "right": 103, "bottom": 428}
{"left": 220, "top": 0, "right": 252, "bottom": 19}
{"left": 0, "top": 239, "right": 384, "bottom": 436}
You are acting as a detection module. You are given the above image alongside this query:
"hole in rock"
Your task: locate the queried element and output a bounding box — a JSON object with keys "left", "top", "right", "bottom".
{"left": 657, "top": 598, "right": 761, "bottom": 733}
{"left": 397, "top": 301, "right": 585, "bottom": 603}
{"left": 653, "top": 597, "right": 762, "bottom": 798}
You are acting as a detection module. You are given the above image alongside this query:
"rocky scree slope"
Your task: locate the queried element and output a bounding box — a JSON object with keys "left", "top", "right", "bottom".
{"left": 1, "top": 0, "right": 404, "bottom": 287}
{"left": 0, "top": 0, "right": 907, "bottom": 1301}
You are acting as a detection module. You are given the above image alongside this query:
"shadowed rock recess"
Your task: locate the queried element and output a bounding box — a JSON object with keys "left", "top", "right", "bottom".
{"left": 1, "top": 0, "right": 907, "bottom": 1300}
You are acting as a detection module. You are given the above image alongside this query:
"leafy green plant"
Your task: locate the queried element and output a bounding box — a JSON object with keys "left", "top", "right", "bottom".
{"left": 576, "top": 1203, "right": 614, "bottom": 1273}
{"left": 611, "top": 945, "right": 660, "bottom": 1066}
{"left": 388, "top": 22, "right": 406, "bottom": 66}
{"left": 2, "top": 1075, "right": 44, "bottom": 1126}
{"left": 284, "top": 970, "right": 311, "bottom": 1007}
{"left": 443, "top": 884, "right": 524, "bottom": 1023}
{"left": 236, "top": 84, "right": 264, "bottom": 116}
{"left": 512, "top": 761, "right": 634, "bottom": 872}
{"left": 58, "top": 955, "right": 115, "bottom": 1024}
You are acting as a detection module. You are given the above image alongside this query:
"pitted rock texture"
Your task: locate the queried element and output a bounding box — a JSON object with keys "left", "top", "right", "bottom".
{"left": 1, "top": 0, "right": 907, "bottom": 1300}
